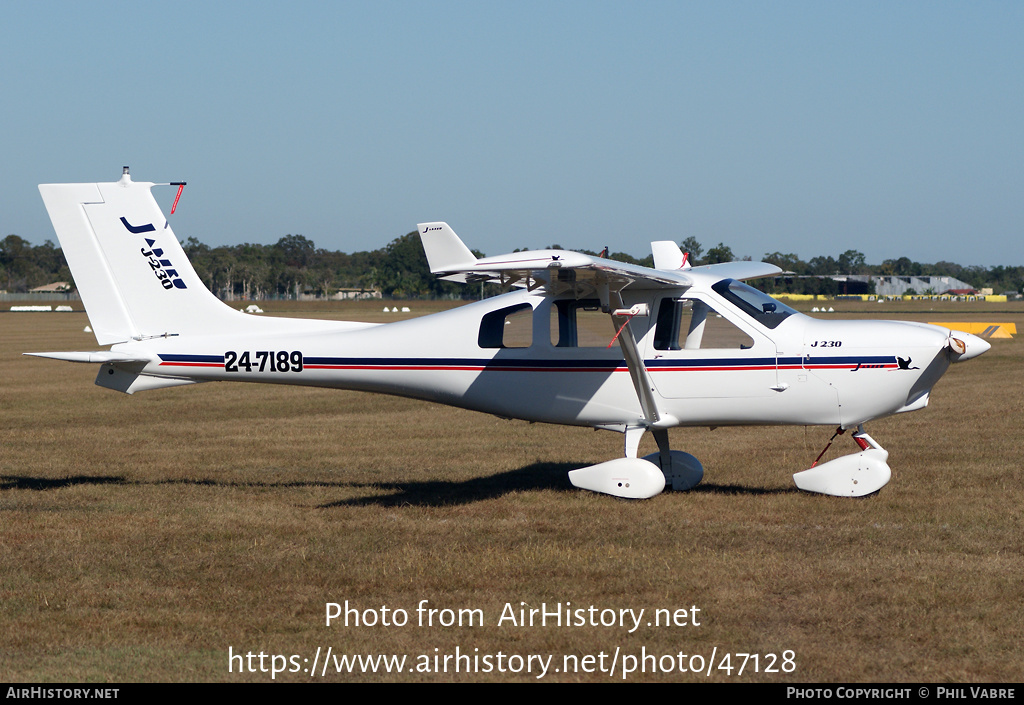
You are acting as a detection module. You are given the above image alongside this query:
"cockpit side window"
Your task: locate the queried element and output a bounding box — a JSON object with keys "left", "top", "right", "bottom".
{"left": 653, "top": 296, "right": 755, "bottom": 350}
{"left": 653, "top": 298, "right": 684, "bottom": 350}
{"left": 711, "top": 279, "right": 795, "bottom": 329}
{"left": 478, "top": 303, "right": 533, "bottom": 348}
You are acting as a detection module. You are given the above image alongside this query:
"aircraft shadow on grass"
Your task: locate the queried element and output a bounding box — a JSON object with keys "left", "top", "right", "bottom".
{"left": 322, "top": 463, "right": 796, "bottom": 508}
{"left": 1, "top": 466, "right": 794, "bottom": 507}
{"left": 0, "top": 475, "right": 128, "bottom": 491}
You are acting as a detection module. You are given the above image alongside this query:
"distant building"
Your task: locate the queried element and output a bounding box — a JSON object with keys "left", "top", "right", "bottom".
{"left": 333, "top": 288, "right": 382, "bottom": 300}
{"left": 29, "top": 282, "right": 73, "bottom": 293}
{"left": 295, "top": 287, "right": 382, "bottom": 301}
{"left": 851, "top": 275, "right": 975, "bottom": 297}
{"left": 775, "top": 274, "right": 977, "bottom": 297}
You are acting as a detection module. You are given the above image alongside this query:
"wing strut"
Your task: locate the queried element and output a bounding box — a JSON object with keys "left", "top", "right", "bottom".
{"left": 609, "top": 293, "right": 663, "bottom": 427}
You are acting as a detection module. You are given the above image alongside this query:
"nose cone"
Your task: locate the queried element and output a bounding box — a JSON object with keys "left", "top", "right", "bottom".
{"left": 948, "top": 331, "right": 991, "bottom": 362}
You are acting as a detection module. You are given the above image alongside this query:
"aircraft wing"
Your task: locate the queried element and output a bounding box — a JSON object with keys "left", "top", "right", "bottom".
{"left": 459, "top": 248, "right": 691, "bottom": 290}
{"left": 687, "top": 261, "right": 783, "bottom": 281}
{"left": 417, "top": 222, "right": 780, "bottom": 294}
{"left": 419, "top": 222, "right": 689, "bottom": 291}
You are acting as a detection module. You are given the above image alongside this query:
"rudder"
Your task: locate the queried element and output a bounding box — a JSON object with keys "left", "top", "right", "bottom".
{"left": 39, "top": 169, "right": 252, "bottom": 345}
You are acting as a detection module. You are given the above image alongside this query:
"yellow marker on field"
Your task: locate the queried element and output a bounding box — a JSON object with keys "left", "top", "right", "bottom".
{"left": 930, "top": 322, "right": 1016, "bottom": 338}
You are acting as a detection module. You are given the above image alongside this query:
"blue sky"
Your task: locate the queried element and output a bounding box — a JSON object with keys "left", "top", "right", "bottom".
{"left": 3, "top": 1, "right": 1022, "bottom": 266}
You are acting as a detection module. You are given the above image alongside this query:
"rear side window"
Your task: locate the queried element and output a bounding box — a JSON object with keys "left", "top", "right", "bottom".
{"left": 550, "top": 299, "right": 609, "bottom": 348}
{"left": 479, "top": 303, "right": 533, "bottom": 348}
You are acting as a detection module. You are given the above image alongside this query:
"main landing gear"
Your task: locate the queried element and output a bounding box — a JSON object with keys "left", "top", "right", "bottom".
{"left": 567, "top": 426, "right": 704, "bottom": 499}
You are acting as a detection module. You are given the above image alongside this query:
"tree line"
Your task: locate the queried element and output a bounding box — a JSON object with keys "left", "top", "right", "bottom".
{"left": 2, "top": 232, "right": 1022, "bottom": 299}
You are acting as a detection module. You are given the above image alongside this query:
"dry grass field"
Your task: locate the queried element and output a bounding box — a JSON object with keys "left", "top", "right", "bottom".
{"left": 1, "top": 298, "right": 1022, "bottom": 682}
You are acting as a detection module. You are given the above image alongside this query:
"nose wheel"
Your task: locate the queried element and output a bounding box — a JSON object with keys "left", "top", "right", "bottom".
{"left": 793, "top": 424, "right": 892, "bottom": 497}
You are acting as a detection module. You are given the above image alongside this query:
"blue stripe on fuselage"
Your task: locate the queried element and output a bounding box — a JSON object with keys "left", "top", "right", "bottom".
{"left": 156, "top": 353, "right": 897, "bottom": 371}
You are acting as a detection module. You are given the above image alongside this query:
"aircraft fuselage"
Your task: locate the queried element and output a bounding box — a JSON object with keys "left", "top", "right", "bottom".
{"left": 101, "top": 285, "right": 965, "bottom": 433}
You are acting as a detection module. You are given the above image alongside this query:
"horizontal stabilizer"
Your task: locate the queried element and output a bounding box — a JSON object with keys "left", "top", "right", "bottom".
{"left": 24, "top": 351, "right": 153, "bottom": 364}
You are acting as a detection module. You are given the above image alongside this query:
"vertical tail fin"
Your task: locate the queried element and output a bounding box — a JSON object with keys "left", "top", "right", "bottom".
{"left": 39, "top": 169, "right": 249, "bottom": 345}
{"left": 651, "top": 241, "right": 691, "bottom": 270}
{"left": 417, "top": 222, "right": 477, "bottom": 275}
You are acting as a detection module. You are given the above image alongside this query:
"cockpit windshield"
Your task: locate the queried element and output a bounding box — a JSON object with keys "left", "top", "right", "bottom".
{"left": 711, "top": 279, "right": 796, "bottom": 329}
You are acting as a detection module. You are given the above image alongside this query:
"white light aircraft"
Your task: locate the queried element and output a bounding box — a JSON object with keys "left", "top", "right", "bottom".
{"left": 30, "top": 169, "right": 990, "bottom": 499}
